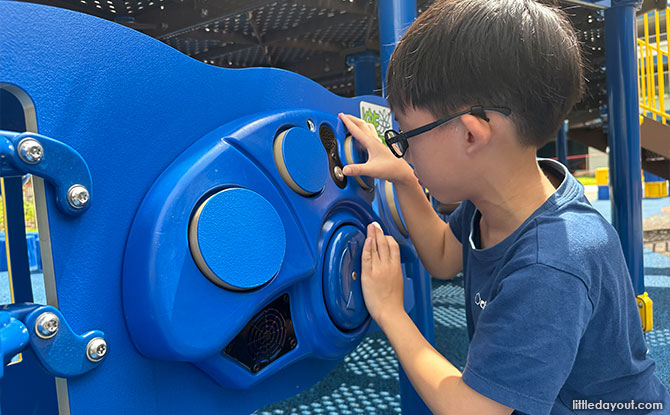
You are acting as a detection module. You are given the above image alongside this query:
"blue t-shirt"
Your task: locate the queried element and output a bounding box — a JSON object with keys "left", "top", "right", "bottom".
{"left": 447, "top": 158, "right": 670, "bottom": 415}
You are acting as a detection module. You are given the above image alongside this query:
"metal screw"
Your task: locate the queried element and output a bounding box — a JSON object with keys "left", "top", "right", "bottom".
{"left": 306, "top": 119, "right": 316, "bottom": 132}
{"left": 86, "top": 337, "right": 107, "bottom": 362}
{"left": 35, "top": 312, "right": 59, "bottom": 339}
{"left": 289, "top": 338, "right": 297, "bottom": 349}
{"left": 638, "top": 302, "right": 643, "bottom": 308}
{"left": 18, "top": 138, "right": 43, "bottom": 164}
{"left": 67, "top": 185, "right": 90, "bottom": 209}
{"left": 333, "top": 166, "right": 345, "bottom": 181}
{"left": 251, "top": 363, "right": 260, "bottom": 373}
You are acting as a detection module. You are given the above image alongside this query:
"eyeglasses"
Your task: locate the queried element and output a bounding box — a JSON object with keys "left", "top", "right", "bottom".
{"left": 384, "top": 105, "right": 512, "bottom": 158}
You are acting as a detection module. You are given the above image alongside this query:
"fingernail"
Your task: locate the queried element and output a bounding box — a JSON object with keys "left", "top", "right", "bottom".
{"left": 342, "top": 166, "right": 350, "bottom": 175}
{"left": 372, "top": 221, "right": 382, "bottom": 230}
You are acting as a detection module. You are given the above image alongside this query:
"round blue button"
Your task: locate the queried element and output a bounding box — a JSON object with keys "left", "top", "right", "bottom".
{"left": 274, "top": 127, "right": 328, "bottom": 196}
{"left": 323, "top": 225, "right": 369, "bottom": 330}
{"left": 189, "top": 188, "right": 286, "bottom": 291}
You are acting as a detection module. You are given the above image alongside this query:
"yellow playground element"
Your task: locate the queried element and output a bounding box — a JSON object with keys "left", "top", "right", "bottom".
{"left": 638, "top": 8, "right": 669, "bottom": 124}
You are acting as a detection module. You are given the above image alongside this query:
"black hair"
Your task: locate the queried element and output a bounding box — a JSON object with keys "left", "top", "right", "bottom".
{"left": 386, "top": 0, "right": 586, "bottom": 147}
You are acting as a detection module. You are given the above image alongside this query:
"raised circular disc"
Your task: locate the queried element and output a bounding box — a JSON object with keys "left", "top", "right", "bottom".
{"left": 343, "top": 135, "right": 374, "bottom": 191}
{"left": 274, "top": 127, "right": 328, "bottom": 196}
{"left": 384, "top": 180, "right": 409, "bottom": 237}
{"left": 189, "top": 188, "right": 286, "bottom": 291}
{"left": 323, "top": 225, "right": 369, "bottom": 330}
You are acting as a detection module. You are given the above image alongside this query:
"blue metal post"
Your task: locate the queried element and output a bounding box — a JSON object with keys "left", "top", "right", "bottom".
{"left": 604, "top": 0, "right": 645, "bottom": 295}
{"left": 377, "top": 0, "right": 417, "bottom": 97}
{"left": 346, "top": 51, "right": 379, "bottom": 96}
{"left": 398, "top": 260, "right": 434, "bottom": 414}
{"left": 556, "top": 120, "right": 569, "bottom": 168}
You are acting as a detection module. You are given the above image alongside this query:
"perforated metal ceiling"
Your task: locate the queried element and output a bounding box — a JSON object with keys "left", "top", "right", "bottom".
{"left": 23, "top": 0, "right": 607, "bottom": 103}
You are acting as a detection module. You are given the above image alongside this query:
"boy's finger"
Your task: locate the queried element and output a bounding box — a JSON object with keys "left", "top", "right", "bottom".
{"left": 367, "top": 223, "right": 379, "bottom": 261}
{"left": 366, "top": 122, "right": 380, "bottom": 139}
{"left": 342, "top": 163, "right": 368, "bottom": 177}
{"left": 361, "top": 237, "right": 372, "bottom": 274}
{"left": 375, "top": 226, "right": 391, "bottom": 262}
{"left": 386, "top": 236, "right": 400, "bottom": 261}
{"left": 339, "top": 114, "right": 379, "bottom": 148}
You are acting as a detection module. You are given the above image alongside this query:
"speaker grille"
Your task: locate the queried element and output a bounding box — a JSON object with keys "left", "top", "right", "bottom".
{"left": 223, "top": 294, "right": 297, "bottom": 373}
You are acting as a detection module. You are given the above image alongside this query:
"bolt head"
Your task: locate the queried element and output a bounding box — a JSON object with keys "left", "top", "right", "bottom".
{"left": 86, "top": 337, "right": 107, "bottom": 362}
{"left": 334, "top": 166, "right": 345, "bottom": 181}
{"left": 306, "top": 119, "right": 316, "bottom": 132}
{"left": 18, "top": 138, "right": 43, "bottom": 164}
{"left": 35, "top": 312, "right": 59, "bottom": 339}
{"left": 67, "top": 185, "right": 90, "bottom": 209}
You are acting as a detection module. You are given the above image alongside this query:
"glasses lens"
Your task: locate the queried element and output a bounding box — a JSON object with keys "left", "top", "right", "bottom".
{"left": 385, "top": 130, "right": 406, "bottom": 157}
{"left": 391, "top": 141, "right": 406, "bottom": 157}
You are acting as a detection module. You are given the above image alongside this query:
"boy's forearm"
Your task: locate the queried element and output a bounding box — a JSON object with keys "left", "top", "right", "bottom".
{"left": 393, "top": 176, "right": 451, "bottom": 275}
{"left": 378, "top": 310, "right": 465, "bottom": 415}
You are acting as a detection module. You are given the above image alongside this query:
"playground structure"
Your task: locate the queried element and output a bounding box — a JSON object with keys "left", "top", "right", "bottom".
{"left": 0, "top": 0, "right": 668, "bottom": 414}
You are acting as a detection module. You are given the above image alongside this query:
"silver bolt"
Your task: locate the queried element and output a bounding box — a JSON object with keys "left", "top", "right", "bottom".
{"left": 86, "top": 337, "right": 107, "bottom": 362}
{"left": 35, "top": 312, "right": 59, "bottom": 339}
{"left": 307, "top": 119, "right": 316, "bottom": 132}
{"left": 333, "top": 166, "right": 345, "bottom": 181}
{"left": 67, "top": 185, "right": 90, "bottom": 209}
{"left": 18, "top": 138, "right": 43, "bottom": 164}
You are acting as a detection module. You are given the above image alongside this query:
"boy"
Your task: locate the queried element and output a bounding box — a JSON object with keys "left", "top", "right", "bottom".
{"left": 337, "top": 0, "right": 670, "bottom": 414}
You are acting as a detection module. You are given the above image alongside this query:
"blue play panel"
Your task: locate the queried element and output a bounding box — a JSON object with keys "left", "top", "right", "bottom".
{"left": 252, "top": 196, "right": 670, "bottom": 413}
{"left": 1, "top": 197, "right": 668, "bottom": 413}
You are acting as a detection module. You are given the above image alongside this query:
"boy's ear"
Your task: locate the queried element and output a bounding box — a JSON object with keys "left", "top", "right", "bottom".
{"left": 460, "top": 114, "right": 493, "bottom": 155}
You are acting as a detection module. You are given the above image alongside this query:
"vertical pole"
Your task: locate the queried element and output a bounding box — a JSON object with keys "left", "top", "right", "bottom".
{"left": 604, "top": 0, "right": 645, "bottom": 295}
{"left": 398, "top": 260, "right": 433, "bottom": 415}
{"left": 556, "top": 120, "right": 569, "bottom": 168}
{"left": 377, "top": 0, "right": 417, "bottom": 97}
{"left": 346, "top": 51, "right": 379, "bottom": 96}
{"left": 378, "top": 3, "right": 433, "bottom": 414}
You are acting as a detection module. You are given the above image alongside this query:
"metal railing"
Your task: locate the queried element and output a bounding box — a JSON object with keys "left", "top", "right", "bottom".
{"left": 638, "top": 8, "right": 669, "bottom": 124}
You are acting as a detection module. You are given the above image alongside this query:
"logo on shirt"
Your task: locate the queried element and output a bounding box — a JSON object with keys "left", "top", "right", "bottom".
{"left": 474, "top": 292, "right": 487, "bottom": 309}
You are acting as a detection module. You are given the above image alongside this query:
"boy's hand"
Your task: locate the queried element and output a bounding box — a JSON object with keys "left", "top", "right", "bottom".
{"left": 361, "top": 222, "right": 406, "bottom": 327}
{"left": 338, "top": 113, "right": 415, "bottom": 185}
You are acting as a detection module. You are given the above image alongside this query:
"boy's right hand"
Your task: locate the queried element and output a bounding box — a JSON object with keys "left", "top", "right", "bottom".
{"left": 338, "top": 113, "right": 416, "bottom": 185}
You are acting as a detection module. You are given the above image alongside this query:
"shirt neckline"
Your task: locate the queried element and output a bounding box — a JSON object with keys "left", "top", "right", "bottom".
{"left": 467, "top": 158, "right": 575, "bottom": 260}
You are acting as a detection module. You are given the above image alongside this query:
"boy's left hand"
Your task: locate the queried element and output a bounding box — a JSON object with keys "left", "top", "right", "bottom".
{"left": 361, "top": 222, "right": 405, "bottom": 327}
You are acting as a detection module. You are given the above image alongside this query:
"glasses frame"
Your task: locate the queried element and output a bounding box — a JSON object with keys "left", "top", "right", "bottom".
{"left": 383, "top": 105, "right": 512, "bottom": 158}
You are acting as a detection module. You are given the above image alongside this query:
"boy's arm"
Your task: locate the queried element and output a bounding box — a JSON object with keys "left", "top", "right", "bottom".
{"left": 337, "top": 113, "right": 462, "bottom": 279}
{"left": 394, "top": 177, "right": 463, "bottom": 279}
{"left": 382, "top": 311, "right": 513, "bottom": 415}
{"left": 362, "top": 223, "right": 512, "bottom": 415}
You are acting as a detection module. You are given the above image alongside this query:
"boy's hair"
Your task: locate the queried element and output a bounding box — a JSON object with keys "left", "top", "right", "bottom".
{"left": 386, "top": 0, "right": 585, "bottom": 148}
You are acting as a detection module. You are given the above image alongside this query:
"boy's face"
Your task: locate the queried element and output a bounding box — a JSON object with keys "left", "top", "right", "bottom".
{"left": 394, "top": 106, "right": 465, "bottom": 203}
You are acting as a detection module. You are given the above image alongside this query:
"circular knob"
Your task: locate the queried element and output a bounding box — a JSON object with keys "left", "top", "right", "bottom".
{"left": 189, "top": 188, "right": 286, "bottom": 291}
{"left": 273, "top": 127, "right": 328, "bottom": 196}
{"left": 323, "top": 225, "right": 369, "bottom": 331}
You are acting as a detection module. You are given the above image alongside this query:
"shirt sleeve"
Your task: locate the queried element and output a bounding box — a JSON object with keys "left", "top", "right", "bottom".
{"left": 461, "top": 263, "right": 593, "bottom": 415}
{"left": 446, "top": 200, "right": 470, "bottom": 243}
